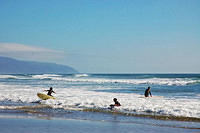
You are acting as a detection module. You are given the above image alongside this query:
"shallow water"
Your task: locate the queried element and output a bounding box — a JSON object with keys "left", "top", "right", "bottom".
{"left": 0, "top": 116, "right": 200, "bottom": 133}
{"left": 0, "top": 98, "right": 200, "bottom": 130}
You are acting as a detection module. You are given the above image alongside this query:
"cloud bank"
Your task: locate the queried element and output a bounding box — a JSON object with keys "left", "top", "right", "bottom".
{"left": 0, "top": 43, "right": 65, "bottom": 62}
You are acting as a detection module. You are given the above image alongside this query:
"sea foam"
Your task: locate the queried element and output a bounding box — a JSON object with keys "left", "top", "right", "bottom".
{"left": 0, "top": 83, "right": 199, "bottom": 118}
{"left": 0, "top": 74, "right": 199, "bottom": 86}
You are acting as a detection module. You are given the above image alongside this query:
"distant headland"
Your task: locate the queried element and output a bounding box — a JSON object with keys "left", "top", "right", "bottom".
{"left": 0, "top": 56, "right": 78, "bottom": 74}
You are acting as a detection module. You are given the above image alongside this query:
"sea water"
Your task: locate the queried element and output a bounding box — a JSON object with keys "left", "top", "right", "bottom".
{"left": 0, "top": 74, "right": 200, "bottom": 124}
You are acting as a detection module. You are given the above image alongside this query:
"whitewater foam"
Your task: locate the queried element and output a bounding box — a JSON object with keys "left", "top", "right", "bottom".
{"left": 47, "top": 77, "right": 198, "bottom": 86}
{"left": 0, "top": 75, "right": 19, "bottom": 79}
{"left": 0, "top": 83, "right": 199, "bottom": 118}
{"left": 74, "top": 74, "right": 89, "bottom": 77}
{"left": 32, "top": 74, "right": 62, "bottom": 79}
{"left": 0, "top": 74, "right": 199, "bottom": 86}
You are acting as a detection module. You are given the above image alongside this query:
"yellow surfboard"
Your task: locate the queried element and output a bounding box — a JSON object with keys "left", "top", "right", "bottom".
{"left": 37, "top": 93, "right": 55, "bottom": 100}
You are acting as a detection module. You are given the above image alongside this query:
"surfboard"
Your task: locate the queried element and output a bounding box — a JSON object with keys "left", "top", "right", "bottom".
{"left": 37, "top": 93, "right": 55, "bottom": 100}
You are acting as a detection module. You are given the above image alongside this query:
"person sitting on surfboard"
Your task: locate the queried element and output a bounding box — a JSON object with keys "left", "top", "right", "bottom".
{"left": 45, "top": 87, "right": 56, "bottom": 96}
{"left": 144, "top": 86, "right": 152, "bottom": 97}
{"left": 109, "top": 98, "right": 121, "bottom": 109}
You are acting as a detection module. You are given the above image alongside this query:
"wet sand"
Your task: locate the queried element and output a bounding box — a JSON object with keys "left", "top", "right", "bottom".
{"left": 0, "top": 116, "right": 199, "bottom": 133}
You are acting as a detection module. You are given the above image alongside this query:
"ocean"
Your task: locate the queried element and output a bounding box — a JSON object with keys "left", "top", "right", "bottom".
{"left": 0, "top": 74, "right": 200, "bottom": 131}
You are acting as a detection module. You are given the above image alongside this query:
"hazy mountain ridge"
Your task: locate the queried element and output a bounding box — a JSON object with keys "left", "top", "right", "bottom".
{"left": 0, "top": 56, "right": 78, "bottom": 74}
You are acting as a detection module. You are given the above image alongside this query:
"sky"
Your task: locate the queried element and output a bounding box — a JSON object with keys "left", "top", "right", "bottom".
{"left": 0, "top": 0, "right": 199, "bottom": 73}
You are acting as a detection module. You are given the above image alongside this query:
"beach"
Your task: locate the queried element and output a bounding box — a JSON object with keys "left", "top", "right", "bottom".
{"left": 1, "top": 113, "right": 200, "bottom": 133}
{"left": 0, "top": 104, "right": 200, "bottom": 133}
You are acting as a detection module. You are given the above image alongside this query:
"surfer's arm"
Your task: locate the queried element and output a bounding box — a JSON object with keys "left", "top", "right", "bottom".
{"left": 149, "top": 91, "right": 152, "bottom": 97}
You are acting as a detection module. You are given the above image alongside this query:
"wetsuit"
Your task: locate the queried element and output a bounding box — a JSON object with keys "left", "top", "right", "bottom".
{"left": 47, "top": 90, "right": 55, "bottom": 96}
{"left": 114, "top": 101, "right": 121, "bottom": 106}
{"left": 110, "top": 100, "right": 121, "bottom": 109}
{"left": 144, "top": 89, "right": 151, "bottom": 97}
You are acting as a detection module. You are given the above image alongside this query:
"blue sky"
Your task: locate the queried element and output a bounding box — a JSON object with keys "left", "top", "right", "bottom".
{"left": 0, "top": 0, "right": 199, "bottom": 73}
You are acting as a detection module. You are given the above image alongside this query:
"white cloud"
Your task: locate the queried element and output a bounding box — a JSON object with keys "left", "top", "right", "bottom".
{"left": 0, "top": 42, "right": 65, "bottom": 62}
{"left": 0, "top": 43, "right": 62, "bottom": 53}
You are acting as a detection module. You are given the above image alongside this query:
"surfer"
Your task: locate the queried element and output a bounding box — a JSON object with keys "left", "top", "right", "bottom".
{"left": 144, "top": 86, "right": 152, "bottom": 97}
{"left": 109, "top": 98, "right": 121, "bottom": 110}
{"left": 45, "top": 87, "right": 56, "bottom": 96}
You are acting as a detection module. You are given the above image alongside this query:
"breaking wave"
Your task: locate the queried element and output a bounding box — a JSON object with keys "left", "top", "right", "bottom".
{"left": 0, "top": 74, "right": 199, "bottom": 86}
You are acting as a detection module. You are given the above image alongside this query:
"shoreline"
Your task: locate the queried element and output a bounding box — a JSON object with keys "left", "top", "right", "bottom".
{"left": 1, "top": 104, "right": 200, "bottom": 122}
{"left": 0, "top": 115, "right": 200, "bottom": 133}
{"left": 83, "top": 108, "right": 200, "bottom": 122}
{"left": 0, "top": 107, "right": 200, "bottom": 132}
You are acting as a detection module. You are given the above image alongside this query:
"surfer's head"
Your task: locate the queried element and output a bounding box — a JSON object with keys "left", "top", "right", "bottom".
{"left": 50, "top": 87, "right": 53, "bottom": 90}
{"left": 148, "top": 86, "right": 150, "bottom": 90}
{"left": 113, "top": 98, "right": 117, "bottom": 102}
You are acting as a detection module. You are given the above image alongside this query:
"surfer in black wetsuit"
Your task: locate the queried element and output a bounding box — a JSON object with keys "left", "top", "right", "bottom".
{"left": 45, "top": 87, "right": 56, "bottom": 96}
{"left": 144, "top": 86, "right": 152, "bottom": 97}
{"left": 109, "top": 98, "right": 121, "bottom": 110}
